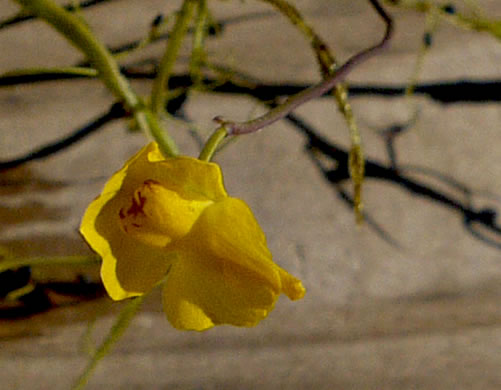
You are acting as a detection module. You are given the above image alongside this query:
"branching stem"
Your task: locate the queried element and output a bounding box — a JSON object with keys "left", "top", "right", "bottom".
{"left": 214, "top": 0, "right": 393, "bottom": 135}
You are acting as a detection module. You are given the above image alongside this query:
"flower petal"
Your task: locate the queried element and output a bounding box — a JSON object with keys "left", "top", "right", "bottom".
{"left": 80, "top": 143, "right": 229, "bottom": 300}
{"left": 144, "top": 143, "right": 228, "bottom": 202}
{"left": 108, "top": 143, "right": 227, "bottom": 203}
{"left": 80, "top": 144, "right": 170, "bottom": 300}
{"left": 161, "top": 197, "right": 305, "bottom": 330}
{"left": 184, "top": 197, "right": 305, "bottom": 299}
{"left": 81, "top": 184, "right": 174, "bottom": 300}
{"left": 118, "top": 180, "right": 212, "bottom": 247}
{"left": 81, "top": 141, "right": 305, "bottom": 326}
{"left": 162, "top": 249, "right": 278, "bottom": 331}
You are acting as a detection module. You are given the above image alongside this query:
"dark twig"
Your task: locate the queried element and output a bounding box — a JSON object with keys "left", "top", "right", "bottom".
{"left": 214, "top": 0, "right": 393, "bottom": 135}
{"left": 0, "top": 102, "right": 126, "bottom": 171}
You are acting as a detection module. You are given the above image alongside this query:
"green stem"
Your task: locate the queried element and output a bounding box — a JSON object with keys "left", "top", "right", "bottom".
{"left": 137, "top": 109, "right": 179, "bottom": 157}
{"left": 199, "top": 126, "right": 227, "bottom": 161}
{"left": 260, "top": 0, "right": 365, "bottom": 223}
{"left": 13, "top": 0, "right": 178, "bottom": 157}
{"left": 405, "top": 8, "right": 437, "bottom": 97}
{"left": 151, "top": 0, "right": 197, "bottom": 115}
{"left": 14, "top": 0, "right": 137, "bottom": 107}
{"left": 72, "top": 267, "right": 171, "bottom": 390}
{"left": 72, "top": 295, "right": 145, "bottom": 390}
{"left": 190, "top": 0, "right": 208, "bottom": 86}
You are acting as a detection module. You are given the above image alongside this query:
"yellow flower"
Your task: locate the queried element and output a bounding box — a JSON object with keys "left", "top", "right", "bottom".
{"left": 80, "top": 142, "right": 305, "bottom": 331}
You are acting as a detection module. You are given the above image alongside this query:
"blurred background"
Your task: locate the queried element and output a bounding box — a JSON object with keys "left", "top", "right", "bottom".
{"left": 1, "top": 0, "right": 501, "bottom": 388}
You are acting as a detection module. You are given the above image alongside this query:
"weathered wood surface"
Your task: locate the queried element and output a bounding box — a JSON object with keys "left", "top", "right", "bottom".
{"left": 1, "top": 0, "right": 501, "bottom": 389}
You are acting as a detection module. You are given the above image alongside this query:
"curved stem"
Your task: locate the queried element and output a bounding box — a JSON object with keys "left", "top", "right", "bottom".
{"left": 71, "top": 267, "right": 171, "bottom": 390}
{"left": 14, "top": 0, "right": 138, "bottom": 108}
{"left": 72, "top": 295, "right": 145, "bottom": 390}
{"left": 215, "top": 0, "right": 393, "bottom": 135}
{"left": 198, "top": 126, "right": 227, "bottom": 161}
{"left": 138, "top": 109, "right": 179, "bottom": 157}
{"left": 260, "top": 0, "right": 365, "bottom": 223}
{"left": 1, "top": 0, "right": 119, "bottom": 30}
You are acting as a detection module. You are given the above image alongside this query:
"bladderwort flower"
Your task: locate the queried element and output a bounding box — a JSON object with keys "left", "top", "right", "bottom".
{"left": 80, "top": 142, "right": 305, "bottom": 331}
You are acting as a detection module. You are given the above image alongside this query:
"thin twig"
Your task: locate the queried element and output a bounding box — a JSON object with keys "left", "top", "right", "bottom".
{"left": 259, "top": 0, "right": 365, "bottom": 223}
{"left": 214, "top": 0, "right": 393, "bottom": 135}
{"left": 72, "top": 295, "right": 145, "bottom": 390}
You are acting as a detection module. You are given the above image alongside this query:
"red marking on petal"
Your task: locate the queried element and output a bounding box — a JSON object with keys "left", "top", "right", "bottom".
{"left": 127, "top": 190, "right": 146, "bottom": 217}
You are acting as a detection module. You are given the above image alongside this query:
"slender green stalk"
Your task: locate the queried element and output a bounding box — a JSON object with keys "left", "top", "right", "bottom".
{"left": 199, "top": 126, "right": 227, "bottom": 161}
{"left": 79, "top": 300, "right": 114, "bottom": 359}
{"left": 6, "top": 282, "right": 36, "bottom": 301}
{"left": 14, "top": 0, "right": 137, "bottom": 107}
{"left": 72, "top": 296, "right": 145, "bottom": 390}
{"left": 72, "top": 267, "right": 171, "bottom": 389}
{"left": 260, "top": 0, "right": 365, "bottom": 222}
{"left": 138, "top": 108, "right": 179, "bottom": 157}
{"left": 13, "top": 0, "right": 178, "bottom": 157}
{"left": 405, "top": 9, "right": 437, "bottom": 97}
{"left": 151, "top": 0, "right": 197, "bottom": 116}
{"left": 190, "top": 0, "right": 208, "bottom": 86}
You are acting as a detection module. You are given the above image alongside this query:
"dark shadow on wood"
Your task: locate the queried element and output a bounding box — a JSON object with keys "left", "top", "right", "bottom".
{"left": 0, "top": 102, "right": 126, "bottom": 171}
{"left": 286, "top": 113, "right": 501, "bottom": 249}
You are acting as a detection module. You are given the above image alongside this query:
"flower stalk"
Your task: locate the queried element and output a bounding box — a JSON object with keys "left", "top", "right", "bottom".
{"left": 198, "top": 126, "right": 228, "bottom": 161}
{"left": 72, "top": 295, "right": 145, "bottom": 390}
